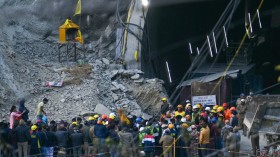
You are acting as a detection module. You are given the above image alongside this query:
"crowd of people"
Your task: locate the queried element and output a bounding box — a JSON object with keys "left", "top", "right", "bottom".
{"left": 0, "top": 93, "right": 260, "bottom": 157}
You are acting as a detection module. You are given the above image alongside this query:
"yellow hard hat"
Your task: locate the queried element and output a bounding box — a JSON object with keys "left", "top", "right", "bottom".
{"left": 31, "top": 125, "right": 37, "bottom": 131}
{"left": 210, "top": 109, "right": 216, "bottom": 113}
{"left": 72, "top": 122, "right": 78, "bottom": 125}
{"left": 217, "top": 106, "right": 224, "bottom": 112}
{"left": 196, "top": 104, "right": 202, "bottom": 109}
{"left": 88, "top": 116, "right": 95, "bottom": 121}
{"left": 94, "top": 114, "right": 99, "bottom": 118}
{"left": 109, "top": 115, "right": 115, "bottom": 119}
{"left": 213, "top": 105, "right": 219, "bottom": 110}
{"left": 181, "top": 123, "right": 188, "bottom": 128}
{"left": 162, "top": 98, "right": 167, "bottom": 101}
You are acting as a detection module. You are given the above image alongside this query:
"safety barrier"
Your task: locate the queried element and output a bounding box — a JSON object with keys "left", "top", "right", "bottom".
{"left": 2, "top": 144, "right": 271, "bottom": 157}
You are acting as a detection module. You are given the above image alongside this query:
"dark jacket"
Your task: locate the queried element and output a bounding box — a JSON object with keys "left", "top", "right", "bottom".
{"left": 15, "top": 125, "right": 31, "bottom": 143}
{"left": 94, "top": 124, "right": 108, "bottom": 138}
{"left": 37, "top": 131, "right": 48, "bottom": 147}
{"left": 108, "top": 129, "right": 120, "bottom": 144}
{"left": 142, "top": 134, "right": 155, "bottom": 152}
{"left": 19, "top": 100, "right": 29, "bottom": 122}
{"left": 55, "top": 130, "right": 69, "bottom": 147}
{"left": 70, "top": 130, "right": 84, "bottom": 147}
{"left": 45, "top": 131, "right": 57, "bottom": 147}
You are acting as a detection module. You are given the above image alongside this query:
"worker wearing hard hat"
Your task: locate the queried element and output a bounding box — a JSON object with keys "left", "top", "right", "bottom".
{"left": 160, "top": 97, "right": 169, "bottom": 115}
{"left": 191, "top": 105, "right": 200, "bottom": 125}
{"left": 166, "top": 105, "right": 175, "bottom": 118}
{"left": 223, "top": 103, "right": 231, "bottom": 121}
{"left": 185, "top": 103, "right": 192, "bottom": 116}
{"left": 175, "top": 104, "right": 186, "bottom": 117}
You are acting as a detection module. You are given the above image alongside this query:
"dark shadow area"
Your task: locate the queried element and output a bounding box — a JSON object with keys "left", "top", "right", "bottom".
{"left": 142, "top": 0, "right": 280, "bottom": 96}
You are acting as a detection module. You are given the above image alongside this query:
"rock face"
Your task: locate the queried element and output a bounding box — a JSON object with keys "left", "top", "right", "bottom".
{"left": 0, "top": 0, "right": 167, "bottom": 122}
{"left": 94, "top": 104, "right": 112, "bottom": 116}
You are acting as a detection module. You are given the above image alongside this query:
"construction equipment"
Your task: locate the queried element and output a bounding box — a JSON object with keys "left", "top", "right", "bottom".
{"left": 244, "top": 95, "right": 280, "bottom": 154}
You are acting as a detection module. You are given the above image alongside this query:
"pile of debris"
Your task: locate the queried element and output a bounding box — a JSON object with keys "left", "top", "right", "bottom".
{"left": 0, "top": 0, "right": 167, "bottom": 122}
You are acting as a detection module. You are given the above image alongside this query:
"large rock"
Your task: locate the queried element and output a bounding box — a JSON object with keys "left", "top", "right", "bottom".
{"left": 131, "top": 74, "right": 140, "bottom": 80}
{"left": 142, "top": 112, "right": 153, "bottom": 120}
{"left": 94, "top": 104, "right": 112, "bottom": 116}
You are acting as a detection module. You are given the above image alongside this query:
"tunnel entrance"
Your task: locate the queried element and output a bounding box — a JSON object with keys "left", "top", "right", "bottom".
{"left": 142, "top": 0, "right": 280, "bottom": 97}
{"left": 142, "top": 0, "right": 230, "bottom": 95}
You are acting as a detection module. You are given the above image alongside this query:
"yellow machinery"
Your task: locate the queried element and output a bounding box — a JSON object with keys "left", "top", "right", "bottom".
{"left": 59, "top": 19, "right": 83, "bottom": 44}
{"left": 58, "top": 19, "right": 84, "bottom": 62}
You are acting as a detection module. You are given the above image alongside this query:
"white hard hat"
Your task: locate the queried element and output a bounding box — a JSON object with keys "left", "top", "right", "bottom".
{"left": 139, "top": 127, "right": 145, "bottom": 132}
{"left": 205, "top": 107, "right": 211, "bottom": 111}
{"left": 181, "top": 118, "right": 187, "bottom": 123}
{"left": 193, "top": 105, "right": 198, "bottom": 109}
{"left": 109, "top": 113, "right": 116, "bottom": 117}
{"left": 241, "top": 99, "right": 245, "bottom": 102}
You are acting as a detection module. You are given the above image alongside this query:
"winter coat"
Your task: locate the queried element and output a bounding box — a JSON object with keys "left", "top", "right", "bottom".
{"left": 70, "top": 130, "right": 84, "bottom": 147}
{"left": 159, "top": 134, "right": 173, "bottom": 147}
{"left": 19, "top": 100, "right": 29, "bottom": 122}
{"left": 94, "top": 124, "right": 108, "bottom": 138}
{"left": 37, "top": 131, "right": 48, "bottom": 147}
{"left": 45, "top": 131, "right": 57, "bottom": 147}
{"left": 55, "top": 129, "right": 69, "bottom": 148}
{"left": 226, "top": 132, "right": 238, "bottom": 151}
{"left": 15, "top": 125, "right": 31, "bottom": 143}
{"left": 142, "top": 134, "right": 155, "bottom": 152}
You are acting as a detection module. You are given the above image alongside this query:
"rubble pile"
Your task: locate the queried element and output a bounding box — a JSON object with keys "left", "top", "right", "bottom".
{"left": 0, "top": 0, "right": 167, "bottom": 122}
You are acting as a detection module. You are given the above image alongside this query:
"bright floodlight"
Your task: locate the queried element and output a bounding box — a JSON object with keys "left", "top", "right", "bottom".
{"left": 142, "top": 0, "right": 149, "bottom": 7}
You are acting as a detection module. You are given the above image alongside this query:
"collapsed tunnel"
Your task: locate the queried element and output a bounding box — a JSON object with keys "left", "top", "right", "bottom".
{"left": 141, "top": 0, "right": 280, "bottom": 96}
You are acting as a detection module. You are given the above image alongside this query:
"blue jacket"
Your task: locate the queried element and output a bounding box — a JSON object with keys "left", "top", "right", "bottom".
{"left": 94, "top": 124, "right": 108, "bottom": 138}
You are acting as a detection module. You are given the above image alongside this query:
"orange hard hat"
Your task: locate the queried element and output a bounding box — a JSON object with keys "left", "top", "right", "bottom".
{"left": 101, "top": 114, "right": 107, "bottom": 119}
{"left": 222, "top": 103, "right": 229, "bottom": 107}
{"left": 230, "top": 107, "right": 236, "bottom": 111}
{"left": 168, "top": 124, "right": 174, "bottom": 129}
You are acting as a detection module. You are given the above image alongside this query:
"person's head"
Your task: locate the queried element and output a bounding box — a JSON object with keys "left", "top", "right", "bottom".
{"left": 168, "top": 124, "right": 174, "bottom": 130}
{"left": 222, "top": 103, "right": 229, "bottom": 110}
{"left": 77, "top": 117, "right": 82, "bottom": 123}
{"left": 186, "top": 103, "right": 192, "bottom": 110}
{"left": 43, "top": 98, "right": 48, "bottom": 104}
{"left": 193, "top": 105, "right": 198, "bottom": 112}
{"left": 175, "top": 115, "right": 182, "bottom": 121}
{"left": 177, "top": 104, "right": 183, "bottom": 111}
{"left": 165, "top": 130, "right": 170, "bottom": 135}
{"left": 31, "top": 125, "right": 38, "bottom": 131}
{"left": 19, "top": 98, "right": 25, "bottom": 106}
{"left": 225, "top": 120, "right": 230, "bottom": 125}
{"left": 231, "top": 110, "right": 237, "bottom": 115}
{"left": 201, "top": 123, "right": 207, "bottom": 128}
{"left": 19, "top": 119, "right": 25, "bottom": 126}
{"left": 168, "top": 105, "right": 173, "bottom": 110}
{"left": 10, "top": 105, "right": 17, "bottom": 113}
{"left": 211, "top": 117, "right": 217, "bottom": 124}
{"left": 186, "top": 115, "right": 191, "bottom": 121}
{"left": 162, "top": 97, "right": 167, "bottom": 103}
{"left": 240, "top": 93, "right": 245, "bottom": 99}
{"left": 241, "top": 99, "right": 246, "bottom": 105}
